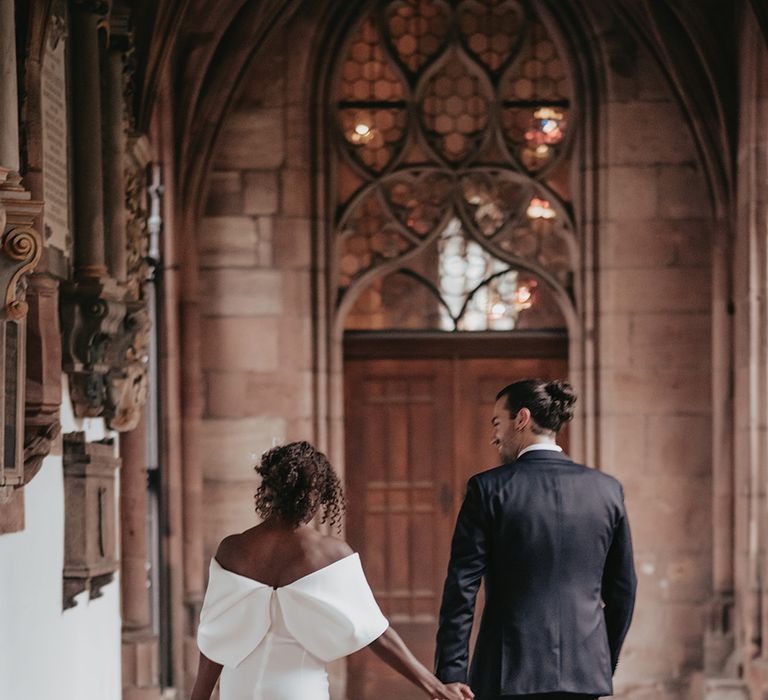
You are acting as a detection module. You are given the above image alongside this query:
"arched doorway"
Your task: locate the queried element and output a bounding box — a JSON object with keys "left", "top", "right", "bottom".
{"left": 326, "top": 1, "right": 581, "bottom": 695}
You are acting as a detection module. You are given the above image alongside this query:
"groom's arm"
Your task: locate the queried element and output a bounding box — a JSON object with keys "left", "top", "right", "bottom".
{"left": 435, "top": 476, "right": 489, "bottom": 684}
{"left": 601, "top": 485, "right": 637, "bottom": 673}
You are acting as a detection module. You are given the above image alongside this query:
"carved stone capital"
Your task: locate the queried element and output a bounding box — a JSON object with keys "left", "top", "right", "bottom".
{"left": 0, "top": 194, "right": 43, "bottom": 320}
{"left": 61, "top": 276, "right": 126, "bottom": 416}
{"left": 61, "top": 277, "right": 150, "bottom": 429}
{"left": 105, "top": 302, "right": 149, "bottom": 431}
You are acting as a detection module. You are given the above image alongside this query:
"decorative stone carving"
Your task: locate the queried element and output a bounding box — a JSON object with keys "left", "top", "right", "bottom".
{"left": 124, "top": 135, "right": 151, "bottom": 301}
{"left": 102, "top": 134, "right": 153, "bottom": 432}
{"left": 62, "top": 431, "right": 120, "bottom": 609}
{"left": 60, "top": 140, "right": 152, "bottom": 431}
{"left": 13, "top": 5, "right": 70, "bottom": 494}
{"left": 0, "top": 184, "right": 43, "bottom": 491}
{"left": 61, "top": 276, "right": 127, "bottom": 416}
{"left": 60, "top": 3, "right": 151, "bottom": 432}
{"left": 0, "top": 190, "right": 43, "bottom": 321}
{"left": 105, "top": 302, "right": 149, "bottom": 431}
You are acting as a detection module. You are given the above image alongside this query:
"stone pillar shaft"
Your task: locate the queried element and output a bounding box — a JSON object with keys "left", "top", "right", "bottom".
{"left": 104, "top": 49, "right": 128, "bottom": 282}
{"left": 120, "top": 411, "right": 151, "bottom": 630}
{"left": 69, "top": 4, "right": 107, "bottom": 276}
{"left": 0, "top": 0, "right": 19, "bottom": 175}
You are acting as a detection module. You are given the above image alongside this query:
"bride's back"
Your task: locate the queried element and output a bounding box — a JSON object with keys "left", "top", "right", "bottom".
{"left": 214, "top": 522, "right": 353, "bottom": 589}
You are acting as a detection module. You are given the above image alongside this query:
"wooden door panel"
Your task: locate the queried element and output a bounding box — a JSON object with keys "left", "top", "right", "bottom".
{"left": 345, "top": 360, "right": 454, "bottom": 699}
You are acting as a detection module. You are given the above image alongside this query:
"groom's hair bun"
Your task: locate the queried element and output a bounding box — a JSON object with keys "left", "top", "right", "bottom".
{"left": 496, "top": 378, "right": 577, "bottom": 433}
{"left": 254, "top": 441, "right": 345, "bottom": 530}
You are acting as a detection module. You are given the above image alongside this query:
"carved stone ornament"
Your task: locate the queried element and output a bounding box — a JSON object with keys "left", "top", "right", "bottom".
{"left": 0, "top": 184, "right": 43, "bottom": 322}
{"left": 0, "top": 173, "right": 44, "bottom": 494}
{"left": 61, "top": 275, "right": 130, "bottom": 418}
{"left": 124, "top": 135, "right": 151, "bottom": 301}
{"left": 99, "top": 135, "right": 153, "bottom": 432}
{"left": 62, "top": 431, "right": 120, "bottom": 609}
{"left": 59, "top": 164, "right": 151, "bottom": 430}
{"left": 60, "top": 272, "right": 151, "bottom": 431}
{"left": 59, "top": 6, "right": 151, "bottom": 431}
{"left": 104, "top": 302, "right": 149, "bottom": 431}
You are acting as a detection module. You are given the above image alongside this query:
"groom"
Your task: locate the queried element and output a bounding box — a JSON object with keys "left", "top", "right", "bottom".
{"left": 435, "top": 379, "right": 637, "bottom": 700}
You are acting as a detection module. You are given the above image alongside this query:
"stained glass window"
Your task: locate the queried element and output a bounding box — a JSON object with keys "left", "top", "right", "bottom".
{"left": 334, "top": 0, "right": 576, "bottom": 332}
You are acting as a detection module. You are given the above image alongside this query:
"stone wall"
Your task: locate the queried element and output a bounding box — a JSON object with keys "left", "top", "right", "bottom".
{"left": 198, "top": 24, "right": 316, "bottom": 557}
{"left": 596, "top": 27, "right": 714, "bottom": 700}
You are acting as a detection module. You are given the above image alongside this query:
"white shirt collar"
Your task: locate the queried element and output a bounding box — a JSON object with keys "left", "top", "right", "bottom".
{"left": 517, "top": 443, "right": 563, "bottom": 458}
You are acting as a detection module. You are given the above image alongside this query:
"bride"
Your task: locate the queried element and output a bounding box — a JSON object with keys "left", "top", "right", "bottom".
{"left": 191, "top": 441, "right": 472, "bottom": 700}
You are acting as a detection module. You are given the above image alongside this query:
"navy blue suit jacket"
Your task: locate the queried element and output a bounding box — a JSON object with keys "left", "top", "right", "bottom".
{"left": 435, "top": 450, "right": 637, "bottom": 698}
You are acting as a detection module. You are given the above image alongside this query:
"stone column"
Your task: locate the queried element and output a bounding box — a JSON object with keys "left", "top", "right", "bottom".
{"left": 104, "top": 45, "right": 128, "bottom": 282}
{"left": 69, "top": 2, "right": 107, "bottom": 278}
{"left": 180, "top": 207, "right": 205, "bottom": 695}
{"left": 61, "top": 1, "right": 128, "bottom": 421}
{"left": 120, "top": 414, "right": 151, "bottom": 629}
{"left": 120, "top": 412, "right": 162, "bottom": 699}
{"left": 0, "top": 0, "right": 20, "bottom": 182}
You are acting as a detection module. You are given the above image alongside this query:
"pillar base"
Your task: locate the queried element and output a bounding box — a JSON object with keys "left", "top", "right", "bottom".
{"left": 122, "top": 628, "right": 162, "bottom": 700}
{"left": 0, "top": 168, "right": 24, "bottom": 192}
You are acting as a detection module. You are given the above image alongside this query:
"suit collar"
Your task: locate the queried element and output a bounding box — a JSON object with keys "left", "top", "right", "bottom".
{"left": 514, "top": 449, "right": 573, "bottom": 464}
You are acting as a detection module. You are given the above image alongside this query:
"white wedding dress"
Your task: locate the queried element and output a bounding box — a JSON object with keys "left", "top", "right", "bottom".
{"left": 197, "top": 553, "right": 389, "bottom": 700}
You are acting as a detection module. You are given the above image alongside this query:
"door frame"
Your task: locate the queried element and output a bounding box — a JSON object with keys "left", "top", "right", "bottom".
{"left": 344, "top": 330, "right": 569, "bottom": 360}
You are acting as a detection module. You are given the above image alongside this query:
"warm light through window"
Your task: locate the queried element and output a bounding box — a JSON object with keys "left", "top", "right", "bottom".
{"left": 348, "top": 122, "right": 376, "bottom": 144}
{"left": 514, "top": 284, "right": 535, "bottom": 307}
{"left": 525, "top": 107, "right": 566, "bottom": 147}
{"left": 526, "top": 197, "right": 556, "bottom": 220}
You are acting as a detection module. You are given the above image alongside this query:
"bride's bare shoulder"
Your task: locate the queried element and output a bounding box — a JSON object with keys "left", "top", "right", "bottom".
{"left": 213, "top": 532, "right": 247, "bottom": 563}
{"left": 301, "top": 532, "right": 354, "bottom": 571}
{"left": 320, "top": 534, "right": 354, "bottom": 560}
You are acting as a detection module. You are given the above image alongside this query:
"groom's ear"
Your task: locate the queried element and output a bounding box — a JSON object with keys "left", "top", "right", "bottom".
{"left": 515, "top": 407, "right": 532, "bottom": 430}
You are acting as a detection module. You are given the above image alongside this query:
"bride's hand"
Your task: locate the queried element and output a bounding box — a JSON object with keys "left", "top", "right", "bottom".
{"left": 429, "top": 680, "right": 474, "bottom": 700}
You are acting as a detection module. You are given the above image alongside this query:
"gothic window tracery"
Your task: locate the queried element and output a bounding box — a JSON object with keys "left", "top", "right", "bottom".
{"left": 333, "top": 0, "right": 576, "bottom": 332}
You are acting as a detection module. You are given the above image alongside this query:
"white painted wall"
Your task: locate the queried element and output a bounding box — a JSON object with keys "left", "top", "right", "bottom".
{"left": 0, "top": 378, "right": 122, "bottom": 700}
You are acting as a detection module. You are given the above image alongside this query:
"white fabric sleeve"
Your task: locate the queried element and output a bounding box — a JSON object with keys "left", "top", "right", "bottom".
{"left": 278, "top": 553, "right": 389, "bottom": 662}
{"left": 196, "top": 559, "right": 273, "bottom": 668}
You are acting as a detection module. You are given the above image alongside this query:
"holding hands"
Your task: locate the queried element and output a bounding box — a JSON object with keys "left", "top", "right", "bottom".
{"left": 428, "top": 680, "right": 474, "bottom": 700}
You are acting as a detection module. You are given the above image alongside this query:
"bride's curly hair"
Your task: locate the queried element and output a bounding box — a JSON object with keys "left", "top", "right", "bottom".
{"left": 254, "top": 441, "right": 345, "bottom": 530}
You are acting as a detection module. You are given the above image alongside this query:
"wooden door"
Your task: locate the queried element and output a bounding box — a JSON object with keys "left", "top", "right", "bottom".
{"left": 345, "top": 346, "right": 568, "bottom": 698}
{"left": 345, "top": 359, "right": 456, "bottom": 699}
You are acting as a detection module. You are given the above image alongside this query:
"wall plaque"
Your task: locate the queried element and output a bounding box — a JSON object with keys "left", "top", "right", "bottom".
{"left": 62, "top": 431, "right": 120, "bottom": 609}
